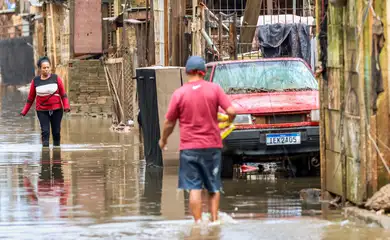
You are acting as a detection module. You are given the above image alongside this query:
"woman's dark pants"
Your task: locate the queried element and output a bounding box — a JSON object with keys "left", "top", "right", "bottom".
{"left": 37, "top": 109, "right": 63, "bottom": 147}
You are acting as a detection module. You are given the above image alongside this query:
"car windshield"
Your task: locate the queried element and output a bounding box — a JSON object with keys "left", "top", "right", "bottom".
{"left": 211, "top": 60, "right": 318, "bottom": 94}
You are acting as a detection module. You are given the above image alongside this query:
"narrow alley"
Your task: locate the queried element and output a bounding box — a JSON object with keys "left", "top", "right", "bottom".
{"left": 0, "top": 0, "right": 390, "bottom": 239}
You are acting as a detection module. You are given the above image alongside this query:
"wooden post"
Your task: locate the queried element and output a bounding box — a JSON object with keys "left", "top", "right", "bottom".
{"left": 192, "top": 0, "right": 196, "bottom": 54}
{"left": 123, "top": 1, "right": 129, "bottom": 49}
{"left": 232, "top": 13, "right": 237, "bottom": 60}
{"left": 69, "top": 0, "right": 74, "bottom": 59}
{"left": 218, "top": 14, "right": 222, "bottom": 56}
{"left": 132, "top": 48, "right": 139, "bottom": 129}
{"left": 164, "top": 0, "right": 169, "bottom": 65}
{"left": 49, "top": 3, "right": 57, "bottom": 70}
{"left": 316, "top": 0, "right": 326, "bottom": 200}
{"left": 341, "top": 7, "right": 347, "bottom": 206}
{"left": 146, "top": 0, "right": 149, "bottom": 65}
{"left": 357, "top": 0, "right": 368, "bottom": 203}
{"left": 240, "top": 0, "right": 262, "bottom": 54}
{"left": 267, "top": 0, "right": 273, "bottom": 15}
{"left": 365, "top": 4, "right": 374, "bottom": 197}
{"left": 115, "top": 0, "right": 122, "bottom": 48}
{"left": 149, "top": 0, "right": 156, "bottom": 65}
{"left": 191, "top": 0, "right": 202, "bottom": 56}
{"left": 171, "top": 0, "right": 186, "bottom": 66}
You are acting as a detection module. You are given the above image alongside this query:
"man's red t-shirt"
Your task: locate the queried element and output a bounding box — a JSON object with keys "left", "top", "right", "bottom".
{"left": 165, "top": 79, "right": 232, "bottom": 150}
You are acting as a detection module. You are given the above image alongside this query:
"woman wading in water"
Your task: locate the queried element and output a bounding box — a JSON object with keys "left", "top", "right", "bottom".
{"left": 20, "top": 57, "right": 70, "bottom": 148}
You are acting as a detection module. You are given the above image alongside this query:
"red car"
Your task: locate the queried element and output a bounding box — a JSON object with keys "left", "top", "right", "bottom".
{"left": 205, "top": 58, "right": 320, "bottom": 178}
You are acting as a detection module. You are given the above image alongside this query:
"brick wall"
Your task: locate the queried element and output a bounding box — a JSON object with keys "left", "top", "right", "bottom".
{"left": 68, "top": 60, "right": 113, "bottom": 117}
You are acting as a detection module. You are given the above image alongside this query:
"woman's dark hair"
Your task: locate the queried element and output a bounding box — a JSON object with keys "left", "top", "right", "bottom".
{"left": 37, "top": 56, "right": 51, "bottom": 68}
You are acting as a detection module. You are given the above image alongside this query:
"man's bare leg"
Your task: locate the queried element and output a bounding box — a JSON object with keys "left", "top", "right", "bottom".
{"left": 202, "top": 189, "right": 209, "bottom": 213}
{"left": 189, "top": 189, "right": 203, "bottom": 222}
{"left": 208, "top": 192, "right": 220, "bottom": 222}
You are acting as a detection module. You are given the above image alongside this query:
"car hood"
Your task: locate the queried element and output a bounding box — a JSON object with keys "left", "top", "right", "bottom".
{"left": 227, "top": 91, "right": 319, "bottom": 114}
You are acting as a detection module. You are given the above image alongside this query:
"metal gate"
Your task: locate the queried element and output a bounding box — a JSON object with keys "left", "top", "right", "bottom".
{"left": 103, "top": 55, "right": 137, "bottom": 125}
{"left": 188, "top": 0, "right": 316, "bottom": 64}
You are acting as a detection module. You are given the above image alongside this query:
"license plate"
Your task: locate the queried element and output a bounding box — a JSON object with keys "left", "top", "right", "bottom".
{"left": 266, "top": 133, "right": 301, "bottom": 146}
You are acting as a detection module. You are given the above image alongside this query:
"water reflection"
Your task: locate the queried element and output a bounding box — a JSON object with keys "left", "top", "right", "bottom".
{"left": 23, "top": 149, "right": 68, "bottom": 220}
{"left": 0, "top": 87, "right": 390, "bottom": 239}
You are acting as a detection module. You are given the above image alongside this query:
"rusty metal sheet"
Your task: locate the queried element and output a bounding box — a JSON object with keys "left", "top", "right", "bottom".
{"left": 73, "top": 0, "right": 102, "bottom": 55}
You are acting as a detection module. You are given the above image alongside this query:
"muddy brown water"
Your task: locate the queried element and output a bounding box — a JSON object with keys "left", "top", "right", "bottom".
{"left": 1, "top": 87, "right": 390, "bottom": 240}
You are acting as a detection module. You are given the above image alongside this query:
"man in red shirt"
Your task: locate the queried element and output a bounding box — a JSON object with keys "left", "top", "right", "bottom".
{"left": 159, "top": 56, "right": 236, "bottom": 224}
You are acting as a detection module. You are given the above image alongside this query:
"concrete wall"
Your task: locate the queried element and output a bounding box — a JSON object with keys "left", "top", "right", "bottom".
{"left": 68, "top": 60, "right": 113, "bottom": 117}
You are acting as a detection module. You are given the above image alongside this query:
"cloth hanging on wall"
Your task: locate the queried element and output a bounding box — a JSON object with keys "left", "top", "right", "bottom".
{"left": 258, "top": 23, "right": 311, "bottom": 65}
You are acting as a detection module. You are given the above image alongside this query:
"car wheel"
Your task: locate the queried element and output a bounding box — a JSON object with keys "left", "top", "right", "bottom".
{"left": 221, "top": 154, "right": 234, "bottom": 179}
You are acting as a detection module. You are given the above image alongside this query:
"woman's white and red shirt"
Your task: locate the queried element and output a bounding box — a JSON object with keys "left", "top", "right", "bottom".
{"left": 21, "top": 74, "right": 70, "bottom": 115}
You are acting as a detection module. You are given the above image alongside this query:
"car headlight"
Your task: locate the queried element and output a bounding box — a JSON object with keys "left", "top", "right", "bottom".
{"left": 310, "top": 110, "right": 320, "bottom": 122}
{"left": 233, "top": 114, "right": 253, "bottom": 125}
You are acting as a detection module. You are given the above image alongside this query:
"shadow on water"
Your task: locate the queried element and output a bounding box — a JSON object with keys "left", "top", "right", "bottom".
{"left": 140, "top": 166, "right": 163, "bottom": 217}
{"left": 1, "top": 87, "right": 390, "bottom": 239}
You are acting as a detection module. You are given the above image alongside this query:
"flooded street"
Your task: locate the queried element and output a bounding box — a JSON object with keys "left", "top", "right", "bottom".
{"left": 1, "top": 87, "right": 390, "bottom": 240}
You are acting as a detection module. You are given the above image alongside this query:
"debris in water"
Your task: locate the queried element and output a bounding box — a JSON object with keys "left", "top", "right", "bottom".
{"left": 127, "top": 120, "right": 134, "bottom": 126}
{"left": 110, "top": 122, "right": 134, "bottom": 133}
{"left": 365, "top": 184, "right": 390, "bottom": 213}
{"left": 329, "top": 195, "right": 342, "bottom": 207}
{"left": 299, "top": 188, "right": 321, "bottom": 204}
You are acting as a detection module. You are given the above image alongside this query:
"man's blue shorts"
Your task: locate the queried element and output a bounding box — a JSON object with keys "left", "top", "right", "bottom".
{"left": 178, "top": 148, "right": 222, "bottom": 193}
